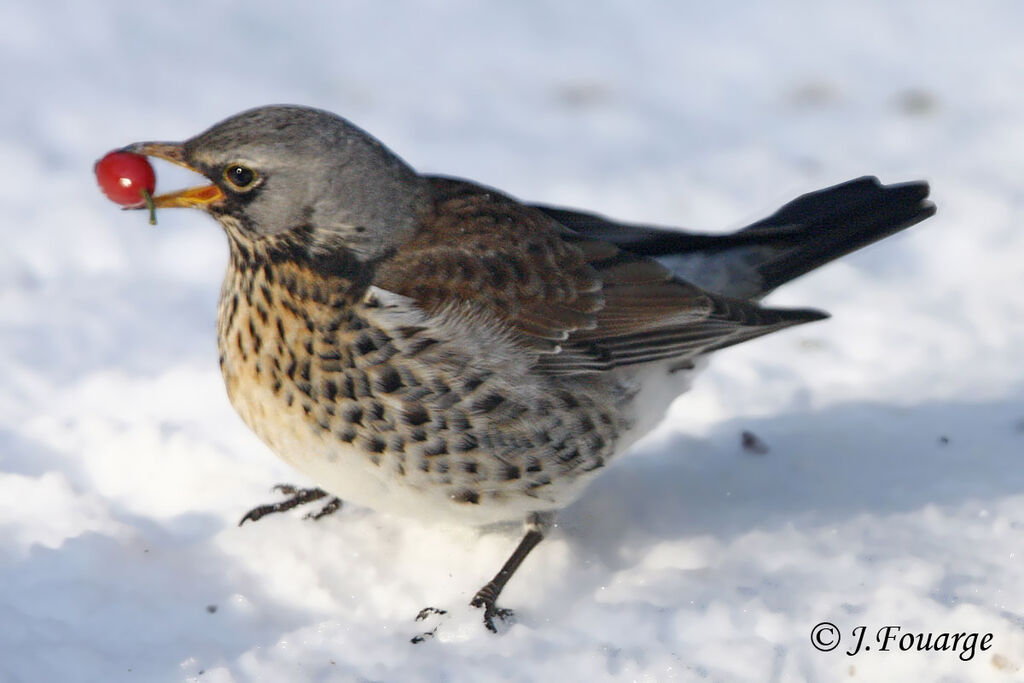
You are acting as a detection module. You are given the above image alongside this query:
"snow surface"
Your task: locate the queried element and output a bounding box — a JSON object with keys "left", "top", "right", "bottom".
{"left": 3, "top": 1, "right": 1024, "bottom": 681}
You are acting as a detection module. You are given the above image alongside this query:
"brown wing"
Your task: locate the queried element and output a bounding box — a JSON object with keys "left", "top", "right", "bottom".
{"left": 373, "top": 177, "right": 827, "bottom": 374}
{"left": 373, "top": 177, "right": 604, "bottom": 353}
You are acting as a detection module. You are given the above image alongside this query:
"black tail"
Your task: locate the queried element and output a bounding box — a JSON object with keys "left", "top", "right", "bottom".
{"left": 730, "top": 177, "right": 934, "bottom": 291}
{"left": 534, "top": 176, "right": 936, "bottom": 293}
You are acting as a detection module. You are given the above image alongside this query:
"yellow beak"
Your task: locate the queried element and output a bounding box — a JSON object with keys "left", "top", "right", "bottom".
{"left": 122, "top": 142, "right": 225, "bottom": 209}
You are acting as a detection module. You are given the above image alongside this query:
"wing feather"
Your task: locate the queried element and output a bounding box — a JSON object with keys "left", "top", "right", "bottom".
{"left": 374, "top": 176, "right": 826, "bottom": 375}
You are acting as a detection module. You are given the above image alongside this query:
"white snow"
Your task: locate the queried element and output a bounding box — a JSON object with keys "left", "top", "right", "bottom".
{"left": 2, "top": 1, "right": 1023, "bottom": 681}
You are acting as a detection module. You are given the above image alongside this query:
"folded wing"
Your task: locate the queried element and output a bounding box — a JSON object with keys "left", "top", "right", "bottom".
{"left": 374, "top": 177, "right": 827, "bottom": 376}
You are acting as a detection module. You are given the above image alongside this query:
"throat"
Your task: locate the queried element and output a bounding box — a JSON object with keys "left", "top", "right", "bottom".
{"left": 225, "top": 220, "right": 376, "bottom": 292}
{"left": 217, "top": 239, "right": 371, "bottom": 385}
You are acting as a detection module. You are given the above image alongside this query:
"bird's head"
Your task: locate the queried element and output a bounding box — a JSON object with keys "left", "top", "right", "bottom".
{"left": 125, "top": 105, "right": 426, "bottom": 262}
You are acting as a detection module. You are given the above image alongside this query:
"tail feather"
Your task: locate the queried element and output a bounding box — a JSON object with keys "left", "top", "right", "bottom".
{"left": 533, "top": 176, "right": 935, "bottom": 296}
{"left": 736, "top": 177, "right": 935, "bottom": 291}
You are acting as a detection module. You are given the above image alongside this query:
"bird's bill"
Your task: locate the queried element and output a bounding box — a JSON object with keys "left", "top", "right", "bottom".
{"left": 149, "top": 183, "right": 225, "bottom": 209}
{"left": 122, "top": 141, "right": 225, "bottom": 209}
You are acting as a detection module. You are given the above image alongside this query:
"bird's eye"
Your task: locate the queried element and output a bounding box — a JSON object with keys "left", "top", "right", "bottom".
{"left": 223, "top": 164, "right": 258, "bottom": 190}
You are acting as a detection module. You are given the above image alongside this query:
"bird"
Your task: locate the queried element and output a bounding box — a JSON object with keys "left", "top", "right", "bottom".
{"left": 122, "top": 105, "right": 935, "bottom": 634}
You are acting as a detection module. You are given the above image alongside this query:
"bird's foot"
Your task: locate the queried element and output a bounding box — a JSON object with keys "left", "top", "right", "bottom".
{"left": 303, "top": 495, "right": 343, "bottom": 520}
{"left": 237, "top": 485, "right": 342, "bottom": 526}
{"left": 410, "top": 607, "right": 448, "bottom": 644}
{"left": 470, "top": 586, "right": 515, "bottom": 633}
{"left": 409, "top": 596, "right": 514, "bottom": 642}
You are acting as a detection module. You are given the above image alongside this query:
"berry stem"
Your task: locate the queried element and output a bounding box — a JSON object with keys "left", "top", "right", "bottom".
{"left": 140, "top": 188, "right": 158, "bottom": 226}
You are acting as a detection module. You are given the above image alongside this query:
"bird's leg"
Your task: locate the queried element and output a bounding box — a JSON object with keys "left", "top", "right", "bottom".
{"left": 470, "top": 511, "right": 554, "bottom": 633}
{"left": 238, "top": 485, "right": 342, "bottom": 526}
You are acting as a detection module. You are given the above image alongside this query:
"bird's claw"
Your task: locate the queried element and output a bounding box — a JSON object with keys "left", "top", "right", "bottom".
{"left": 415, "top": 607, "right": 447, "bottom": 622}
{"left": 303, "top": 496, "right": 343, "bottom": 520}
{"left": 410, "top": 607, "right": 448, "bottom": 644}
{"left": 470, "top": 593, "right": 515, "bottom": 633}
{"left": 237, "top": 485, "right": 341, "bottom": 526}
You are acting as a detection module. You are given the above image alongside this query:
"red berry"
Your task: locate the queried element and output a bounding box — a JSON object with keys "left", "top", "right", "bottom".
{"left": 95, "top": 151, "right": 157, "bottom": 206}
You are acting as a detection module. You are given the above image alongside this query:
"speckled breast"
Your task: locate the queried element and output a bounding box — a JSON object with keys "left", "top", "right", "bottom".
{"left": 215, "top": 256, "right": 627, "bottom": 525}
